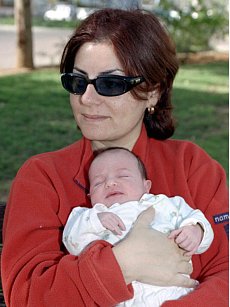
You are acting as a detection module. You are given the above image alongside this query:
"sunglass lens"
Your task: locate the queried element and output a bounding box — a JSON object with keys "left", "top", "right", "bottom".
{"left": 62, "top": 74, "right": 87, "bottom": 95}
{"left": 72, "top": 76, "right": 87, "bottom": 94}
{"left": 97, "top": 77, "right": 126, "bottom": 96}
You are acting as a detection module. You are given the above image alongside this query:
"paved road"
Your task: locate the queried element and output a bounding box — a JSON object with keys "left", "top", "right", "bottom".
{"left": 0, "top": 25, "right": 228, "bottom": 72}
{"left": 0, "top": 25, "right": 73, "bottom": 71}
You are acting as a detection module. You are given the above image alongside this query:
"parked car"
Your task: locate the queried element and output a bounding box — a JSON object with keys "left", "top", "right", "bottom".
{"left": 76, "top": 7, "right": 97, "bottom": 20}
{"left": 43, "top": 3, "right": 76, "bottom": 21}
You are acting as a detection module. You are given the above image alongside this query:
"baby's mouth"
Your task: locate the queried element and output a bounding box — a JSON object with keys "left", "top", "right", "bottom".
{"left": 106, "top": 191, "right": 123, "bottom": 199}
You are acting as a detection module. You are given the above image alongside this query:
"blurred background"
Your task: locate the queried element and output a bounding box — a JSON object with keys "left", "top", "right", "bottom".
{"left": 0, "top": 0, "right": 228, "bottom": 203}
{"left": 0, "top": 0, "right": 228, "bottom": 70}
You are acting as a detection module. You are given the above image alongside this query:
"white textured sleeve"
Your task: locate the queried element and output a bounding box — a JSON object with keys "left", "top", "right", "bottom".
{"left": 62, "top": 206, "right": 107, "bottom": 256}
{"left": 173, "top": 196, "right": 214, "bottom": 254}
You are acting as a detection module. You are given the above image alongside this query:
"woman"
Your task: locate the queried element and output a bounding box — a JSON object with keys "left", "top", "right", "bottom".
{"left": 2, "top": 8, "right": 228, "bottom": 306}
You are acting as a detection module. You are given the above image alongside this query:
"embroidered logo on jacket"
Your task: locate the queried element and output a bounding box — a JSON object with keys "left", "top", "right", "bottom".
{"left": 224, "top": 224, "right": 229, "bottom": 239}
{"left": 213, "top": 212, "right": 229, "bottom": 224}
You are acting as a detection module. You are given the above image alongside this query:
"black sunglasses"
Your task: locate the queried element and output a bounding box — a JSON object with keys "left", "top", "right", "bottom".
{"left": 61, "top": 73, "right": 145, "bottom": 97}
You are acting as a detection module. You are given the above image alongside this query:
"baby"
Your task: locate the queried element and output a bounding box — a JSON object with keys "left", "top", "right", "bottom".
{"left": 63, "top": 147, "right": 214, "bottom": 306}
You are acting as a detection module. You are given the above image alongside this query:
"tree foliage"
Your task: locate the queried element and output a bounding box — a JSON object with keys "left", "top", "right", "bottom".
{"left": 154, "top": 0, "right": 228, "bottom": 52}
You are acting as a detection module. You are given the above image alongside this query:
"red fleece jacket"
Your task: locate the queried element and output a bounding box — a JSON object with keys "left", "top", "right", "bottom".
{"left": 2, "top": 126, "right": 229, "bottom": 306}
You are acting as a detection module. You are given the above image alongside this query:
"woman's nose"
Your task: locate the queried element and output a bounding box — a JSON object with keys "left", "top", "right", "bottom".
{"left": 80, "top": 84, "right": 101, "bottom": 105}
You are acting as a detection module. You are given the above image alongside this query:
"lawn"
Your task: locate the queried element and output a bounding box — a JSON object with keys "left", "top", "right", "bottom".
{"left": 173, "top": 61, "right": 228, "bottom": 171}
{"left": 0, "top": 16, "right": 79, "bottom": 28}
{"left": 0, "top": 61, "right": 228, "bottom": 201}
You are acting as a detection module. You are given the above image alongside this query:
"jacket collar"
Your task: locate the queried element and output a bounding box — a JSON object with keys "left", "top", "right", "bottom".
{"left": 132, "top": 124, "right": 149, "bottom": 163}
{"left": 73, "top": 124, "right": 149, "bottom": 195}
{"left": 73, "top": 137, "right": 94, "bottom": 194}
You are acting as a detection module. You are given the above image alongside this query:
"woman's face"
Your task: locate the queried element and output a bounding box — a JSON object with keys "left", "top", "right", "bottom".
{"left": 70, "top": 42, "right": 156, "bottom": 150}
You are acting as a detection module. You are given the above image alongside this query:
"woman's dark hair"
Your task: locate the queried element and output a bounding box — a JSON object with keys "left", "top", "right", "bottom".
{"left": 60, "top": 9, "right": 179, "bottom": 140}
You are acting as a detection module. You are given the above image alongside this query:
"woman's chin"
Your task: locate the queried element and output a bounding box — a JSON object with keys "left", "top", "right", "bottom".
{"left": 79, "top": 126, "right": 110, "bottom": 141}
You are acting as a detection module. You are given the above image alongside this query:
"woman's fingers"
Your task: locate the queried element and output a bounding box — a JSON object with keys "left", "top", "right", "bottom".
{"left": 133, "top": 206, "right": 155, "bottom": 230}
{"left": 113, "top": 208, "right": 196, "bottom": 287}
{"left": 178, "top": 258, "right": 193, "bottom": 275}
{"left": 174, "top": 274, "right": 199, "bottom": 288}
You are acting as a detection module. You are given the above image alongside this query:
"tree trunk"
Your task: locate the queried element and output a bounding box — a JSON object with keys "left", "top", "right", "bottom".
{"left": 14, "top": 0, "right": 34, "bottom": 69}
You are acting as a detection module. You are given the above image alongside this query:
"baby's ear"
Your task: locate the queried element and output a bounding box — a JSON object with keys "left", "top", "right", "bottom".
{"left": 87, "top": 193, "right": 91, "bottom": 199}
{"left": 144, "top": 180, "right": 152, "bottom": 193}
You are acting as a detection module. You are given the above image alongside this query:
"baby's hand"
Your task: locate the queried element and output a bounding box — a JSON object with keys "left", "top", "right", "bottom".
{"left": 168, "top": 224, "right": 204, "bottom": 256}
{"left": 97, "top": 212, "right": 126, "bottom": 235}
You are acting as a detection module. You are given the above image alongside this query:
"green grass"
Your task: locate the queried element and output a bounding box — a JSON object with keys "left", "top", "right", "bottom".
{"left": 0, "top": 16, "right": 79, "bottom": 28}
{"left": 0, "top": 68, "right": 81, "bottom": 200}
{"left": 173, "top": 61, "right": 228, "bottom": 173}
{"left": 0, "top": 17, "right": 13, "bottom": 25}
{"left": 0, "top": 61, "right": 228, "bottom": 200}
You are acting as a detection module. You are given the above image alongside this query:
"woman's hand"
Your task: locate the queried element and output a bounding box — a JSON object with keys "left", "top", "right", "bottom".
{"left": 113, "top": 206, "right": 197, "bottom": 288}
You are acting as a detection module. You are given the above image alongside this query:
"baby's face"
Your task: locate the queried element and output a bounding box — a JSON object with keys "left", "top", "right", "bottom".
{"left": 89, "top": 150, "right": 151, "bottom": 207}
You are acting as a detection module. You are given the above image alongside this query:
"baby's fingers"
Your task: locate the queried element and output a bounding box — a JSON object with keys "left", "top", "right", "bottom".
{"left": 118, "top": 218, "right": 126, "bottom": 231}
{"left": 113, "top": 226, "right": 123, "bottom": 236}
{"left": 168, "top": 228, "right": 182, "bottom": 239}
{"left": 112, "top": 215, "right": 126, "bottom": 235}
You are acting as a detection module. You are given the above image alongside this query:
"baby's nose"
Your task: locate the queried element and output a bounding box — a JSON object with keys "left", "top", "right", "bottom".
{"left": 105, "top": 178, "right": 117, "bottom": 188}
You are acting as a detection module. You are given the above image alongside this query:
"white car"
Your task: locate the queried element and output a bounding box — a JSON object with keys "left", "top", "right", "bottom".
{"left": 43, "top": 4, "right": 76, "bottom": 21}
{"left": 76, "top": 7, "right": 97, "bottom": 20}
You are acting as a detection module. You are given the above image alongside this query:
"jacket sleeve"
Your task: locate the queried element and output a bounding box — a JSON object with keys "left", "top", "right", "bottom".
{"left": 162, "top": 146, "right": 229, "bottom": 307}
{"left": 1, "top": 158, "right": 133, "bottom": 306}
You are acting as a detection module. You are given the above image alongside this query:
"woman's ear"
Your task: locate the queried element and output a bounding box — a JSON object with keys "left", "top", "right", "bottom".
{"left": 144, "top": 180, "right": 152, "bottom": 193}
{"left": 147, "top": 89, "right": 160, "bottom": 108}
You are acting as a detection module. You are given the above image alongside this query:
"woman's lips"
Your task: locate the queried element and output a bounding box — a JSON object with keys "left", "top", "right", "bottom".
{"left": 83, "top": 114, "right": 109, "bottom": 121}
